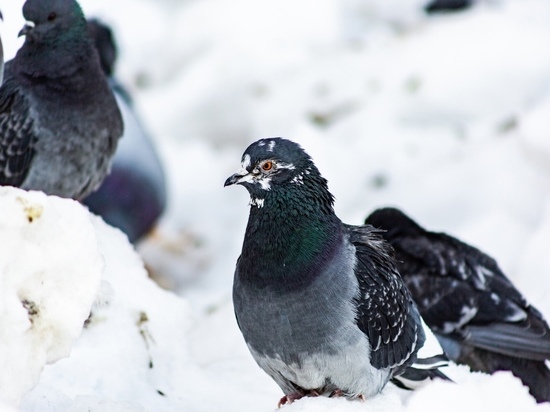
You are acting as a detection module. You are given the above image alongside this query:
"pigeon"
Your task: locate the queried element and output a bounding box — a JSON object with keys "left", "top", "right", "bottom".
{"left": 0, "top": 0, "right": 123, "bottom": 200}
{"left": 365, "top": 207, "right": 550, "bottom": 403}
{"left": 0, "top": 10, "right": 4, "bottom": 86}
{"left": 82, "top": 19, "right": 166, "bottom": 242}
{"left": 225, "top": 138, "right": 449, "bottom": 406}
{"left": 424, "top": 0, "right": 473, "bottom": 14}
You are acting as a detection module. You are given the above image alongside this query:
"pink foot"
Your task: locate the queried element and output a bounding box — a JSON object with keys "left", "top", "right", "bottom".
{"left": 329, "top": 389, "right": 344, "bottom": 398}
{"left": 278, "top": 390, "right": 321, "bottom": 407}
{"left": 278, "top": 393, "right": 304, "bottom": 408}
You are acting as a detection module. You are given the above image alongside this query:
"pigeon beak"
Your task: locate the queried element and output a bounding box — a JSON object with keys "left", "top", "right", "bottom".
{"left": 18, "top": 22, "right": 35, "bottom": 38}
{"left": 224, "top": 172, "right": 247, "bottom": 187}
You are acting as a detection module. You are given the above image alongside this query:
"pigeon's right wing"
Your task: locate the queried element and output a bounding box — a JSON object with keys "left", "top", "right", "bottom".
{"left": 0, "top": 77, "right": 37, "bottom": 187}
{"left": 347, "top": 225, "right": 424, "bottom": 372}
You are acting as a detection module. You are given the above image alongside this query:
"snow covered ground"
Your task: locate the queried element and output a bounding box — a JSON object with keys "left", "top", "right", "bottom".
{"left": 1, "top": 0, "right": 550, "bottom": 410}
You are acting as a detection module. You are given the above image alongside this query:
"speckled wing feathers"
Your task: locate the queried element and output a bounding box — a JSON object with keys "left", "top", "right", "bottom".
{"left": 393, "top": 233, "right": 550, "bottom": 360}
{"left": 347, "top": 225, "right": 423, "bottom": 371}
{"left": 0, "top": 79, "right": 36, "bottom": 187}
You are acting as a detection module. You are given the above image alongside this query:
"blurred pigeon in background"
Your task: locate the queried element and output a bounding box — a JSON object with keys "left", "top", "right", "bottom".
{"left": 365, "top": 207, "right": 550, "bottom": 403}
{"left": 0, "top": 10, "right": 4, "bottom": 86}
{"left": 82, "top": 19, "right": 166, "bottom": 243}
{"left": 0, "top": 0, "right": 123, "bottom": 200}
{"left": 424, "top": 0, "right": 473, "bottom": 14}
{"left": 225, "top": 138, "right": 449, "bottom": 406}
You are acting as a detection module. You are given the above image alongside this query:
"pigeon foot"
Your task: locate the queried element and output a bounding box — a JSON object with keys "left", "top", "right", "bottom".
{"left": 278, "top": 390, "right": 321, "bottom": 407}
{"left": 328, "top": 390, "right": 365, "bottom": 401}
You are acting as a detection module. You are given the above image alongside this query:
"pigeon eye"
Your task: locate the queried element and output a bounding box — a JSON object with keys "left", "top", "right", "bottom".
{"left": 261, "top": 161, "right": 273, "bottom": 171}
{"left": 47, "top": 12, "right": 57, "bottom": 21}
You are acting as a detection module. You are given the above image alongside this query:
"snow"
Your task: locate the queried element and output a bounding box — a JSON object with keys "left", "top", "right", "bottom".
{"left": 0, "top": 188, "right": 103, "bottom": 406}
{"left": 0, "top": 0, "right": 549, "bottom": 411}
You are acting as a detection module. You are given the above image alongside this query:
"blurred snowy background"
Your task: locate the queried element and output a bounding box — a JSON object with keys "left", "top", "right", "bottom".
{"left": 1, "top": 0, "right": 550, "bottom": 410}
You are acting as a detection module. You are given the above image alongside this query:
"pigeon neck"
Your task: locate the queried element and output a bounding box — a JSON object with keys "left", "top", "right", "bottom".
{"left": 14, "top": 34, "right": 98, "bottom": 86}
{"left": 239, "top": 184, "right": 342, "bottom": 290}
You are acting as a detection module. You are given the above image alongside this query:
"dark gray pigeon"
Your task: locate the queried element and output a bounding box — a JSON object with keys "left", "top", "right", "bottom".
{"left": 0, "top": 0, "right": 123, "bottom": 200}
{"left": 82, "top": 19, "right": 166, "bottom": 242}
{"left": 424, "top": 0, "right": 473, "bottom": 14}
{"left": 365, "top": 207, "right": 550, "bottom": 403}
{"left": 225, "top": 138, "right": 449, "bottom": 406}
{"left": 0, "top": 10, "right": 4, "bottom": 86}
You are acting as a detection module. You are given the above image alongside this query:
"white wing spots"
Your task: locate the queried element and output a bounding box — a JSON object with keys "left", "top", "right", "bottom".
{"left": 250, "top": 198, "right": 265, "bottom": 208}
{"left": 258, "top": 140, "right": 266, "bottom": 147}
{"left": 268, "top": 140, "right": 276, "bottom": 152}
{"left": 503, "top": 303, "right": 528, "bottom": 322}
{"left": 459, "top": 305, "right": 478, "bottom": 325}
{"left": 473, "top": 266, "right": 494, "bottom": 289}
{"left": 457, "top": 261, "right": 468, "bottom": 280}
{"left": 442, "top": 305, "right": 477, "bottom": 333}
{"left": 490, "top": 292, "right": 501, "bottom": 304}
{"left": 241, "top": 154, "right": 251, "bottom": 170}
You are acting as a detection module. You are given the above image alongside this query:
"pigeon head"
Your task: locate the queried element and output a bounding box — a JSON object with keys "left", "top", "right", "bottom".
{"left": 365, "top": 207, "right": 424, "bottom": 240}
{"left": 225, "top": 138, "right": 333, "bottom": 210}
{"left": 20, "top": 0, "right": 86, "bottom": 43}
{"left": 87, "top": 18, "right": 117, "bottom": 76}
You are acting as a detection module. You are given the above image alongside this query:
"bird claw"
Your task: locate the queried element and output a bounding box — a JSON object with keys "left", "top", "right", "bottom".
{"left": 278, "top": 393, "right": 303, "bottom": 408}
{"left": 329, "top": 389, "right": 344, "bottom": 398}
{"left": 278, "top": 390, "right": 321, "bottom": 407}
{"left": 329, "top": 390, "right": 365, "bottom": 401}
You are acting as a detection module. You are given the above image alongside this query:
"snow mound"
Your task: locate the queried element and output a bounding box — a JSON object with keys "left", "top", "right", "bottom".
{"left": 20, "top": 217, "right": 201, "bottom": 411}
{"left": 0, "top": 188, "right": 103, "bottom": 406}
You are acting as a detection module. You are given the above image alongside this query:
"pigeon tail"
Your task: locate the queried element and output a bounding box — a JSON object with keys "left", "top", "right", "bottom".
{"left": 391, "top": 354, "right": 452, "bottom": 390}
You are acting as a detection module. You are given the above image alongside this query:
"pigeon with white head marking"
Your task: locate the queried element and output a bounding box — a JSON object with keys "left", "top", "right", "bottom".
{"left": 225, "top": 138, "right": 449, "bottom": 406}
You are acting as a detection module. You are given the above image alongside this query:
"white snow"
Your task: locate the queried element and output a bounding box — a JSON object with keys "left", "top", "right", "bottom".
{"left": 0, "top": 188, "right": 103, "bottom": 407}
{"left": 0, "top": 0, "right": 550, "bottom": 411}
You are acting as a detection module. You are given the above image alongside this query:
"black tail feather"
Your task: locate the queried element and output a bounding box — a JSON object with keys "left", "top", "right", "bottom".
{"left": 392, "top": 354, "right": 453, "bottom": 390}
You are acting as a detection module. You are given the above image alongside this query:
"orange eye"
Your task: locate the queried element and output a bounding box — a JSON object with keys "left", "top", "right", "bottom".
{"left": 261, "top": 161, "right": 273, "bottom": 171}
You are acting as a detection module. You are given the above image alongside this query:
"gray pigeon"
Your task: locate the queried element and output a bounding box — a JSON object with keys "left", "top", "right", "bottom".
{"left": 365, "top": 207, "right": 550, "bottom": 403}
{"left": 82, "top": 19, "right": 166, "bottom": 242}
{"left": 225, "top": 138, "right": 449, "bottom": 406}
{"left": 0, "top": 0, "right": 123, "bottom": 200}
{"left": 0, "top": 10, "right": 4, "bottom": 86}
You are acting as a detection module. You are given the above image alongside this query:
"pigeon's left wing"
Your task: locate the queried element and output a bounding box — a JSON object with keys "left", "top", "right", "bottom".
{"left": 346, "top": 225, "right": 423, "bottom": 371}
{"left": 0, "top": 76, "right": 37, "bottom": 187}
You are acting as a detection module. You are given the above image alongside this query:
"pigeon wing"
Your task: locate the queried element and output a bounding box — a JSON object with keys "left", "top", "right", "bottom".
{"left": 394, "top": 233, "right": 550, "bottom": 361}
{"left": 0, "top": 77, "right": 37, "bottom": 187}
{"left": 347, "top": 225, "right": 423, "bottom": 371}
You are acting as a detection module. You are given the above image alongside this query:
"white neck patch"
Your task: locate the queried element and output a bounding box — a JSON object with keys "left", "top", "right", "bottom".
{"left": 250, "top": 197, "right": 265, "bottom": 208}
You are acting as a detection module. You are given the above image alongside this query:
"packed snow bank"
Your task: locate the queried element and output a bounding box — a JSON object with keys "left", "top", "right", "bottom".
{"left": 0, "top": 187, "right": 103, "bottom": 406}
{"left": 20, "top": 217, "right": 196, "bottom": 411}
